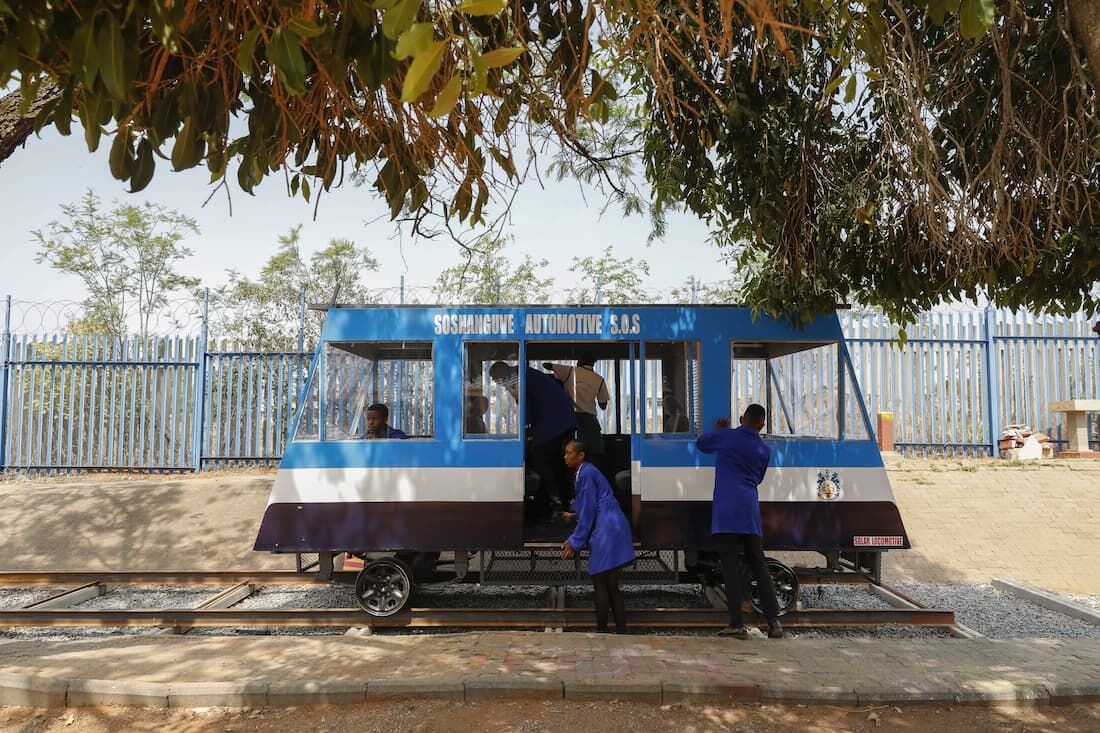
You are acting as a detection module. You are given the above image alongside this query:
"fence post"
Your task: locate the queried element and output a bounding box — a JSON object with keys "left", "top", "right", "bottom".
{"left": 399, "top": 275, "right": 405, "bottom": 305}
{"left": 191, "top": 289, "right": 209, "bottom": 473}
{"left": 0, "top": 295, "right": 10, "bottom": 474}
{"left": 298, "top": 287, "right": 306, "bottom": 354}
{"left": 983, "top": 307, "right": 1001, "bottom": 457}
{"left": 287, "top": 286, "right": 307, "bottom": 443}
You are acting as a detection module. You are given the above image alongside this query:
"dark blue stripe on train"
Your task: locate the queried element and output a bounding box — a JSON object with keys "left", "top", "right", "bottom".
{"left": 253, "top": 500, "right": 909, "bottom": 552}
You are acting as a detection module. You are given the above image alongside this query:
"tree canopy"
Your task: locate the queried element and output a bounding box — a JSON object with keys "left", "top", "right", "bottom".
{"left": 209, "top": 225, "right": 381, "bottom": 346}
{"left": 2, "top": 1, "right": 1098, "bottom": 322}
{"left": 34, "top": 189, "right": 200, "bottom": 339}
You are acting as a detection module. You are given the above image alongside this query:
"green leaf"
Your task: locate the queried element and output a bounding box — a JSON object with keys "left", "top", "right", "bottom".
{"left": 79, "top": 98, "right": 102, "bottom": 151}
{"left": 288, "top": 17, "right": 327, "bottom": 38}
{"left": 959, "top": 0, "right": 995, "bottom": 40}
{"left": 31, "top": 96, "right": 58, "bottom": 134}
{"left": 270, "top": 28, "right": 308, "bottom": 94}
{"left": 382, "top": 0, "right": 419, "bottom": 41}
{"left": 400, "top": 39, "right": 446, "bottom": 102}
{"left": 72, "top": 21, "right": 99, "bottom": 87}
{"left": 171, "top": 117, "right": 204, "bottom": 170}
{"left": 109, "top": 130, "right": 133, "bottom": 179}
{"left": 456, "top": 0, "right": 507, "bottom": 16}
{"left": 349, "top": 0, "right": 377, "bottom": 24}
{"left": 394, "top": 23, "right": 434, "bottom": 59}
{"left": 925, "top": 0, "right": 954, "bottom": 25}
{"left": 130, "top": 138, "right": 155, "bottom": 192}
{"left": 17, "top": 12, "right": 40, "bottom": 57}
{"left": 471, "top": 47, "right": 488, "bottom": 95}
{"left": 481, "top": 46, "right": 525, "bottom": 68}
{"left": 844, "top": 75, "right": 857, "bottom": 103}
{"left": 53, "top": 89, "right": 73, "bottom": 135}
{"left": 237, "top": 26, "right": 261, "bottom": 76}
{"left": 97, "top": 18, "right": 128, "bottom": 99}
{"left": 822, "top": 73, "right": 845, "bottom": 98}
{"left": 429, "top": 75, "right": 463, "bottom": 117}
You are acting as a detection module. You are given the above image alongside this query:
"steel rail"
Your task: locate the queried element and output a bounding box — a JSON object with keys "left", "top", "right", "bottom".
{"left": 0, "top": 571, "right": 348, "bottom": 586}
{"left": 0, "top": 607, "right": 955, "bottom": 629}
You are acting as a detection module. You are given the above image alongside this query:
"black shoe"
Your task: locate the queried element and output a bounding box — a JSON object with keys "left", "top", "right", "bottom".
{"left": 718, "top": 626, "right": 749, "bottom": 639}
{"left": 767, "top": 622, "right": 784, "bottom": 639}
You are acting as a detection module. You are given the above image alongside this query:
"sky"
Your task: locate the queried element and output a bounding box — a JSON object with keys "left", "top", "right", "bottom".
{"left": 0, "top": 121, "right": 724, "bottom": 310}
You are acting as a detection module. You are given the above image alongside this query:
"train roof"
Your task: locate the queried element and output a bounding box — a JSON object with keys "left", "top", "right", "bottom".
{"left": 312, "top": 303, "right": 851, "bottom": 359}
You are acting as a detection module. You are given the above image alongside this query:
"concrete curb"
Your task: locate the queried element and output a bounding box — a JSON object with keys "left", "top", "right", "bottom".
{"left": 365, "top": 679, "right": 464, "bottom": 700}
{"left": 67, "top": 679, "right": 169, "bottom": 707}
{"left": 268, "top": 680, "right": 366, "bottom": 706}
{"left": 167, "top": 681, "right": 269, "bottom": 708}
{"left": 0, "top": 674, "right": 1095, "bottom": 708}
{"left": 563, "top": 679, "right": 662, "bottom": 704}
{"left": 992, "top": 578, "right": 1100, "bottom": 627}
{"left": 0, "top": 672, "right": 67, "bottom": 707}
{"left": 463, "top": 677, "right": 564, "bottom": 701}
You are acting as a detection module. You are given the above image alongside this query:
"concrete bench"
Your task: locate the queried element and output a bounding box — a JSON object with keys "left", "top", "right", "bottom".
{"left": 1050, "top": 399, "right": 1100, "bottom": 457}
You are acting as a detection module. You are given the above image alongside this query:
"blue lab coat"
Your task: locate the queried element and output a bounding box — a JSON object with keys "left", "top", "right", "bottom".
{"left": 695, "top": 425, "right": 771, "bottom": 536}
{"left": 526, "top": 367, "right": 576, "bottom": 446}
{"left": 566, "top": 462, "right": 635, "bottom": 575}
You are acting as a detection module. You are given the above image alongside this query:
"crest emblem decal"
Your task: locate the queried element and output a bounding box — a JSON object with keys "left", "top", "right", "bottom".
{"left": 816, "top": 471, "right": 841, "bottom": 501}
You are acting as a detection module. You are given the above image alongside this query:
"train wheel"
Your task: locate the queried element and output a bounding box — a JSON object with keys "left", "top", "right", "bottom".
{"left": 747, "top": 558, "right": 799, "bottom": 617}
{"left": 354, "top": 558, "right": 413, "bottom": 617}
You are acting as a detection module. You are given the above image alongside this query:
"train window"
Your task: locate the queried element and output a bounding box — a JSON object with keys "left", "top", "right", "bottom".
{"left": 644, "top": 341, "right": 700, "bottom": 436}
{"left": 766, "top": 343, "right": 840, "bottom": 439}
{"left": 321, "top": 341, "right": 434, "bottom": 440}
{"left": 730, "top": 349, "right": 767, "bottom": 428}
{"left": 293, "top": 364, "right": 321, "bottom": 441}
{"left": 464, "top": 342, "right": 519, "bottom": 438}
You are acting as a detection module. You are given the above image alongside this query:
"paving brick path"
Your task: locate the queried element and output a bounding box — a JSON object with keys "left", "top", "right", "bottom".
{"left": 1, "top": 633, "right": 1098, "bottom": 707}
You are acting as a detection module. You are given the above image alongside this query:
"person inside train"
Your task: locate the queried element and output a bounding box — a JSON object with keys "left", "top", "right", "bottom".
{"left": 542, "top": 352, "right": 610, "bottom": 467}
{"left": 464, "top": 394, "right": 489, "bottom": 434}
{"left": 561, "top": 439, "right": 635, "bottom": 633}
{"left": 663, "top": 395, "right": 690, "bottom": 433}
{"left": 362, "top": 403, "right": 408, "bottom": 440}
{"left": 490, "top": 361, "right": 576, "bottom": 519}
{"left": 696, "top": 403, "right": 783, "bottom": 639}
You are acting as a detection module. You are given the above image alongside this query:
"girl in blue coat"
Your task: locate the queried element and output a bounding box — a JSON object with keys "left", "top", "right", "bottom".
{"left": 561, "top": 439, "right": 636, "bottom": 633}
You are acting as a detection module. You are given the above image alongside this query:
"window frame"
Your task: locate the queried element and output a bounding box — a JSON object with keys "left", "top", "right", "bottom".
{"left": 319, "top": 340, "right": 435, "bottom": 441}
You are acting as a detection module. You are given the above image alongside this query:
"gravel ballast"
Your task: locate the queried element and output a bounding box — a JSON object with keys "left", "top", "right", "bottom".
{"left": 1, "top": 579, "right": 1098, "bottom": 641}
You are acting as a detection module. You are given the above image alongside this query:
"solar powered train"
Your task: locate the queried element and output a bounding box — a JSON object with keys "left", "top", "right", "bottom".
{"left": 254, "top": 305, "right": 909, "bottom": 616}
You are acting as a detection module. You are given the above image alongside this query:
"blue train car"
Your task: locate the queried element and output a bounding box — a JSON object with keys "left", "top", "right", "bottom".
{"left": 255, "top": 305, "right": 909, "bottom": 613}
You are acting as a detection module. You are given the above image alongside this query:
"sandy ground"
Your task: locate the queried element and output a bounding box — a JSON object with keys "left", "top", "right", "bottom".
{"left": 2, "top": 699, "right": 1099, "bottom": 732}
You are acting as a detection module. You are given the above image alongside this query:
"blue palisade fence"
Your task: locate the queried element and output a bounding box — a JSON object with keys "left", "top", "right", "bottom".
{"left": 0, "top": 299, "right": 1097, "bottom": 475}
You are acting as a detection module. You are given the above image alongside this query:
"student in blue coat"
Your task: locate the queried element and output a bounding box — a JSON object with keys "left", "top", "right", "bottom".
{"left": 560, "top": 439, "right": 635, "bottom": 633}
{"left": 696, "top": 403, "right": 783, "bottom": 639}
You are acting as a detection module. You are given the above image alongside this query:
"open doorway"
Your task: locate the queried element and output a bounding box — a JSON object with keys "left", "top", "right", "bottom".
{"left": 520, "top": 341, "right": 637, "bottom": 542}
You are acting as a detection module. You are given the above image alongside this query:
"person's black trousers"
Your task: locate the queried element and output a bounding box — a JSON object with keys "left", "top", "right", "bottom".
{"left": 531, "top": 429, "right": 573, "bottom": 510}
{"left": 713, "top": 532, "right": 780, "bottom": 628}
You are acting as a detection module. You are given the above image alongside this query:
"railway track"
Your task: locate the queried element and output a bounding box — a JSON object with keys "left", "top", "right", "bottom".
{"left": 0, "top": 569, "right": 959, "bottom": 632}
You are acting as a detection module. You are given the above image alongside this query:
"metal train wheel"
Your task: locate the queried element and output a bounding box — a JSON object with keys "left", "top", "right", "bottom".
{"left": 747, "top": 558, "right": 799, "bottom": 616}
{"left": 354, "top": 558, "right": 413, "bottom": 617}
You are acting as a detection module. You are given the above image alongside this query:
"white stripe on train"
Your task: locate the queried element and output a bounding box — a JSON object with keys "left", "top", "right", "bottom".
{"left": 266, "top": 466, "right": 897, "bottom": 505}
